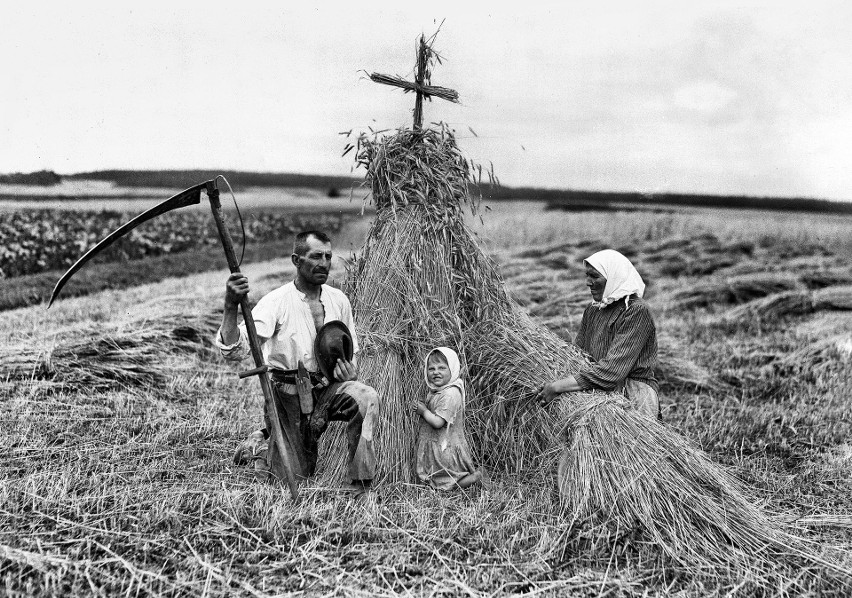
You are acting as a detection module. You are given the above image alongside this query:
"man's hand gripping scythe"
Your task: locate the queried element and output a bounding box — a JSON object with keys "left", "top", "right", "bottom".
{"left": 48, "top": 178, "right": 300, "bottom": 500}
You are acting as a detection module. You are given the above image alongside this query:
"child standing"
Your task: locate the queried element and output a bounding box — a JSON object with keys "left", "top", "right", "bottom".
{"left": 415, "top": 347, "right": 482, "bottom": 489}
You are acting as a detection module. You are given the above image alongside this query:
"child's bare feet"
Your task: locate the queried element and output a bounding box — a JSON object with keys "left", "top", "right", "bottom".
{"left": 345, "top": 479, "right": 372, "bottom": 501}
{"left": 457, "top": 471, "right": 482, "bottom": 489}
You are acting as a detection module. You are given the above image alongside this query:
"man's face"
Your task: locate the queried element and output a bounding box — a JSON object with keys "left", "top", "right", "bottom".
{"left": 585, "top": 264, "right": 607, "bottom": 302}
{"left": 293, "top": 236, "right": 332, "bottom": 286}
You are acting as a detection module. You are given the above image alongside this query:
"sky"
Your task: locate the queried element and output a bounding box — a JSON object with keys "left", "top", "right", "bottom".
{"left": 2, "top": 1, "right": 852, "bottom": 200}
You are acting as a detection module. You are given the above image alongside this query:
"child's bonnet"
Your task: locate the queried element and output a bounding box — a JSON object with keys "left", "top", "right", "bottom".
{"left": 424, "top": 347, "right": 465, "bottom": 448}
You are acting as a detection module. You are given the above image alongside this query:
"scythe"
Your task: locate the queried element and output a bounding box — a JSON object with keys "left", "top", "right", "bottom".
{"left": 48, "top": 178, "right": 300, "bottom": 500}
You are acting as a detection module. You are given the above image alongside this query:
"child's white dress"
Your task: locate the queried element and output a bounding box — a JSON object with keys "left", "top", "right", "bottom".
{"left": 416, "top": 378, "right": 477, "bottom": 489}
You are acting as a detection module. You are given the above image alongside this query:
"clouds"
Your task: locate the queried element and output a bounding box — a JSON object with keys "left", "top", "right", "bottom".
{"left": 2, "top": 2, "right": 850, "bottom": 199}
{"left": 507, "top": 7, "right": 852, "bottom": 199}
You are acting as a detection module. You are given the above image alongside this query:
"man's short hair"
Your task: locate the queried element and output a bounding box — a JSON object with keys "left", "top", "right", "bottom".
{"left": 293, "top": 231, "right": 332, "bottom": 256}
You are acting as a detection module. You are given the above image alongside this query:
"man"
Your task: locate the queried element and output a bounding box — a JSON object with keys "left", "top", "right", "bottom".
{"left": 216, "top": 230, "right": 378, "bottom": 494}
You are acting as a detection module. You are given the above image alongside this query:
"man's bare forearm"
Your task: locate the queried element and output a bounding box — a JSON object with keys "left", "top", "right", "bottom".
{"left": 220, "top": 301, "right": 241, "bottom": 345}
{"left": 221, "top": 272, "right": 250, "bottom": 345}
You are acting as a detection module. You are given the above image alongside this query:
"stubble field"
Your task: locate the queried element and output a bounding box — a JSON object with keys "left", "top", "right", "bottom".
{"left": 1, "top": 197, "right": 851, "bottom": 596}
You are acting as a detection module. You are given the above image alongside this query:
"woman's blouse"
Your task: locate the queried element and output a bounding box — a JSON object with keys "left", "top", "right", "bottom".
{"left": 574, "top": 294, "right": 658, "bottom": 392}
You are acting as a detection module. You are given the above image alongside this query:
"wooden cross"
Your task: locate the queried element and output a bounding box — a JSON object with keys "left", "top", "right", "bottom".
{"left": 369, "top": 34, "right": 459, "bottom": 130}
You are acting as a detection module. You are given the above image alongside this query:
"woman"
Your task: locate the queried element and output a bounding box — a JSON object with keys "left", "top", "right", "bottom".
{"left": 536, "top": 249, "right": 660, "bottom": 419}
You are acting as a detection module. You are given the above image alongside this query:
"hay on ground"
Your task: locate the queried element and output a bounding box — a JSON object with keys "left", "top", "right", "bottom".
{"left": 556, "top": 393, "right": 799, "bottom": 575}
{"left": 655, "top": 330, "right": 724, "bottom": 391}
{"left": 813, "top": 284, "right": 852, "bottom": 311}
{"left": 709, "top": 283, "right": 852, "bottom": 326}
{"left": 0, "top": 303, "right": 221, "bottom": 390}
{"left": 668, "top": 273, "right": 802, "bottom": 309}
{"left": 714, "top": 290, "right": 815, "bottom": 324}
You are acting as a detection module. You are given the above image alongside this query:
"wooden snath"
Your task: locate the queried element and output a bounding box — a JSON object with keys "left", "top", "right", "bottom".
{"left": 48, "top": 179, "right": 301, "bottom": 500}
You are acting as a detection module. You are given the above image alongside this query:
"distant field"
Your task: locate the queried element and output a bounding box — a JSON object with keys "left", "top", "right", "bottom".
{"left": 3, "top": 193, "right": 851, "bottom": 312}
{"left": 0, "top": 181, "right": 370, "bottom": 212}
{"left": 65, "top": 169, "right": 362, "bottom": 190}
{"left": 472, "top": 200, "right": 852, "bottom": 257}
{"left": 3, "top": 168, "right": 849, "bottom": 213}
{"left": 0, "top": 188, "right": 369, "bottom": 310}
{"left": 482, "top": 185, "right": 852, "bottom": 214}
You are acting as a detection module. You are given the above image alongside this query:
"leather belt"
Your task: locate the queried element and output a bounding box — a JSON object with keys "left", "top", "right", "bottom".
{"left": 269, "top": 368, "right": 327, "bottom": 387}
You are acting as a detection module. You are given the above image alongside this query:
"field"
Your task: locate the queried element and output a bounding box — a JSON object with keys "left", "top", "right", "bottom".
{"left": 1, "top": 194, "right": 851, "bottom": 596}
{"left": 0, "top": 185, "right": 368, "bottom": 311}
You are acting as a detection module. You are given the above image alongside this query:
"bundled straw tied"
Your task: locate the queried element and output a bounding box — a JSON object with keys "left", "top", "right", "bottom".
{"left": 318, "top": 125, "right": 520, "bottom": 482}
{"left": 714, "top": 290, "right": 816, "bottom": 324}
{"left": 799, "top": 266, "right": 852, "bottom": 289}
{"left": 769, "top": 315, "right": 852, "bottom": 376}
{"left": 0, "top": 303, "right": 222, "bottom": 391}
{"left": 710, "top": 283, "right": 852, "bottom": 326}
{"left": 669, "top": 272, "right": 802, "bottom": 309}
{"left": 367, "top": 29, "right": 461, "bottom": 131}
{"left": 463, "top": 309, "right": 592, "bottom": 473}
{"left": 813, "top": 284, "right": 852, "bottom": 311}
{"left": 654, "top": 330, "right": 724, "bottom": 391}
{"left": 553, "top": 393, "right": 847, "bottom": 584}
{"left": 368, "top": 73, "right": 459, "bottom": 105}
{"left": 464, "top": 315, "right": 852, "bottom": 586}
{"left": 308, "top": 122, "right": 852, "bottom": 588}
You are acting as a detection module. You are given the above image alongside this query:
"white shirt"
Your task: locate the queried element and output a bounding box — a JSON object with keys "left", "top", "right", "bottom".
{"left": 215, "top": 281, "right": 359, "bottom": 373}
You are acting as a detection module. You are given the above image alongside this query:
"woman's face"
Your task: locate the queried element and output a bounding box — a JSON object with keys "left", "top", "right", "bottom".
{"left": 584, "top": 264, "right": 607, "bottom": 302}
{"left": 427, "top": 354, "right": 451, "bottom": 387}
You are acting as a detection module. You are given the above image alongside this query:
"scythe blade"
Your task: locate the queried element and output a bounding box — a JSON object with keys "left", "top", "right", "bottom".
{"left": 48, "top": 182, "right": 207, "bottom": 307}
{"left": 47, "top": 178, "right": 302, "bottom": 500}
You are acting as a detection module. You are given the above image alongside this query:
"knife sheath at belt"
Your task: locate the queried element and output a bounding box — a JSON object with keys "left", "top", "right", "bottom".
{"left": 296, "top": 360, "right": 314, "bottom": 415}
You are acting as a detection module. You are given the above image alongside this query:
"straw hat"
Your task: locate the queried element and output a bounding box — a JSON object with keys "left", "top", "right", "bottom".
{"left": 314, "top": 320, "right": 354, "bottom": 381}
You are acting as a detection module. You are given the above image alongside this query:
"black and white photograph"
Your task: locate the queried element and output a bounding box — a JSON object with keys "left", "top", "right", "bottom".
{"left": 2, "top": 2, "right": 851, "bottom": 596}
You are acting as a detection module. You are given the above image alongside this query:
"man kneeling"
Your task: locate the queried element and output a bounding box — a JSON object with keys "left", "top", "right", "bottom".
{"left": 215, "top": 230, "right": 378, "bottom": 495}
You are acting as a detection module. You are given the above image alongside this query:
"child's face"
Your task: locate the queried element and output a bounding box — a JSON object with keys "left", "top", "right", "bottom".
{"left": 427, "top": 354, "right": 451, "bottom": 387}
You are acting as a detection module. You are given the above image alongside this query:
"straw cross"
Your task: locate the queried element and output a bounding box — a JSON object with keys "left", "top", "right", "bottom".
{"left": 369, "top": 34, "right": 460, "bottom": 129}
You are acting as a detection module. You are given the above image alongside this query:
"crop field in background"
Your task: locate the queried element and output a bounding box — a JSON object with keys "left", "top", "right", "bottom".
{"left": 0, "top": 208, "right": 353, "bottom": 279}
{"left": 1, "top": 197, "right": 851, "bottom": 596}
{"left": 0, "top": 182, "right": 370, "bottom": 213}
{"left": 0, "top": 186, "right": 367, "bottom": 311}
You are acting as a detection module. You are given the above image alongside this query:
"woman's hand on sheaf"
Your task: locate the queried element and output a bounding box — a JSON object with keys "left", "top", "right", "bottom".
{"left": 414, "top": 401, "right": 428, "bottom": 416}
{"left": 535, "top": 382, "right": 559, "bottom": 405}
{"left": 536, "top": 376, "right": 582, "bottom": 405}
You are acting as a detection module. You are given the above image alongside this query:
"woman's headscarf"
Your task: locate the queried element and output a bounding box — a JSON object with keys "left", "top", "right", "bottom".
{"left": 584, "top": 249, "right": 645, "bottom": 309}
{"left": 424, "top": 347, "right": 464, "bottom": 395}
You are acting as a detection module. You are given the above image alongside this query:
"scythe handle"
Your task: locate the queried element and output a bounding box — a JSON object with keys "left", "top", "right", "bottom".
{"left": 205, "top": 182, "right": 300, "bottom": 500}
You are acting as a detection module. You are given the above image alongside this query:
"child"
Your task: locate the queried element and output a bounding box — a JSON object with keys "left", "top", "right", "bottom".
{"left": 415, "top": 347, "right": 482, "bottom": 489}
